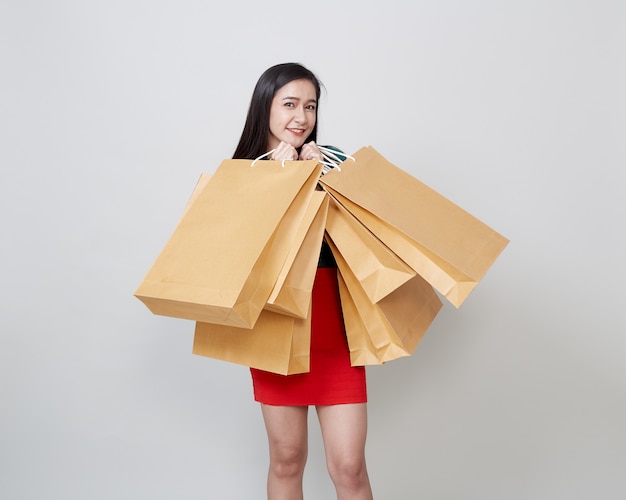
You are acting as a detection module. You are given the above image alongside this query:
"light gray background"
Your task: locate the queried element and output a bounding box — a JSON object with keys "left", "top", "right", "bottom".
{"left": 1, "top": 1, "right": 624, "bottom": 499}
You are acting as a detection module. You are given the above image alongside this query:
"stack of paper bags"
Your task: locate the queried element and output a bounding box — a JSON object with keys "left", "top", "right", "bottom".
{"left": 135, "top": 158, "right": 327, "bottom": 374}
{"left": 318, "top": 146, "right": 509, "bottom": 366}
{"left": 135, "top": 147, "right": 508, "bottom": 374}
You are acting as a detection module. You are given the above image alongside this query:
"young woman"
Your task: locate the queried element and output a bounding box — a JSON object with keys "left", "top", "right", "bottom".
{"left": 233, "top": 63, "right": 374, "bottom": 500}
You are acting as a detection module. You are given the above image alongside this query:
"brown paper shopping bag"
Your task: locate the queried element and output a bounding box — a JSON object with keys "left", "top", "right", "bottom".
{"left": 325, "top": 195, "right": 415, "bottom": 303}
{"left": 327, "top": 238, "right": 442, "bottom": 365}
{"left": 265, "top": 191, "right": 329, "bottom": 318}
{"left": 181, "top": 172, "right": 212, "bottom": 218}
{"left": 336, "top": 272, "right": 384, "bottom": 366}
{"left": 193, "top": 306, "right": 311, "bottom": 375}
{"left": 321, "top": 146, "right": 509, "bottom": 307}
{"left": 135, "top": 159, "right": 322, "bottom": 327}
{"left": 174, "top": 172, "right": 325, "bottom": 320}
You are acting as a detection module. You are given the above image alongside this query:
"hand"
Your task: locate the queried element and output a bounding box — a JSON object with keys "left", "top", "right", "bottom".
{"left": 299, "top": 141, "right": 322, "bottom": 161}
{"left": 271, "top": 141, "right": 298, "bottom": 161}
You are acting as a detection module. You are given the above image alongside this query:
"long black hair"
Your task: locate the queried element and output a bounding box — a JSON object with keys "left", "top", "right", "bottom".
{"left": 233, "top": 63, "right": 322, "bottom": 159}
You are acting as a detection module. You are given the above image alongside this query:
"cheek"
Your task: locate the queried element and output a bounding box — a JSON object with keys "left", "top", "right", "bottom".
{"left": 270, "top": 108, "right": 288, "bottom": 127}
{"left": 268, "top": 110, "right": 283, "bottom": 133}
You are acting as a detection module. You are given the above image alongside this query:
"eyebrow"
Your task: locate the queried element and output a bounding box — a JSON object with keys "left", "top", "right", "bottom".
{"left": 281, "top": 96, "right": 317, "bottom": 103}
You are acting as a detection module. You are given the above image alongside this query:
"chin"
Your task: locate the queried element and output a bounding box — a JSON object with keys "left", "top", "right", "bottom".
{"left": 285, "top": 139, "right": 305, "bottom": 148}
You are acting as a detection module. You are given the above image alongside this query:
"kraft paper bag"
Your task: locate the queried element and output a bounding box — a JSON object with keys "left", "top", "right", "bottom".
{"left": 174, "top": 172, "right": 325, "bottom": 319}
{"left": 181, "top": 172, "right": 212, "bottom": 218}
{"left": 135, "top": 159, "right": 322, "bottom": 328}
{"left": 325, "top": 195, "right": 415, "bottom": 303}
{"left": 336, "top": 272, "right": 384, "bottom": 366}
{"left": 265, "top": 191, "right": 329, "bottom": 318}
{"left": 320, "top": 146, "right": 509, "bottom": 307}
{"left": 193, "top": 306, "right": 311, "bottom": 375}
{"left": 328, "top": 238, "right": 442, "bottom": 365}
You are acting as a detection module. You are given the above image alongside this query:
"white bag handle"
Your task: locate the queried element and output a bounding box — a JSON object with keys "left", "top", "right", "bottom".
{"left": 318, "top": 145, "right": 355, "bottom": 175}
{"left": 251, "top": 146, "right": 355, "bottom": 171}
{"left": 251, "top": 149, "right": 287, "bottom": 167}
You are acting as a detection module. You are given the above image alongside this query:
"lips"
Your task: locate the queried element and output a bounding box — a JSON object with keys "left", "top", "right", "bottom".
{"left": 288, "top": 128, "right": 306, "bottom": 136}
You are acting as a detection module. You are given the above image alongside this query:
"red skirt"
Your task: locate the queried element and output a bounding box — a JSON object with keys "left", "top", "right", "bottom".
{"left": 250, "top": 267, "right": 367, "bottom": 406}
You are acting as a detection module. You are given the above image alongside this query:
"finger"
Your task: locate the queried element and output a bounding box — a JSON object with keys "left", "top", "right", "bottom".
{"left": 272, "top": 142, "right": 297, "bottom": 161}
{"left": 300, "top": 143, "right": 322, "bottom": 161}
{"left": 282, "top": 142, "right": 298, "bottom": 160}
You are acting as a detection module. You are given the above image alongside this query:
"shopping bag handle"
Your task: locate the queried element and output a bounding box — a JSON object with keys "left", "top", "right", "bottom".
{"left": 319, "top": 146, "right": 355, "bottom": 175}
{"left": 250, "top": 146, "right": 355, "bottom": 172}
{"left": 251, "top": 149, "right": 288, "bottom": 167}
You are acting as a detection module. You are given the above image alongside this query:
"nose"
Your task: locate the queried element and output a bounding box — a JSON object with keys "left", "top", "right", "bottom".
{"left": 294, "top": 105, "right": 306, "bottom": 124}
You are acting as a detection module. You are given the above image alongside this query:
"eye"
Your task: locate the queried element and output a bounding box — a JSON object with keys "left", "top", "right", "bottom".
{"left": 284, "top": 102, "right": 295, "bottom": 108}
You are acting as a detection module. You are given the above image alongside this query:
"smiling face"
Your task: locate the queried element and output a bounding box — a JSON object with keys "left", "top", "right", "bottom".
{"left": 267, "top": 79, "right": 318, "bottom": 151}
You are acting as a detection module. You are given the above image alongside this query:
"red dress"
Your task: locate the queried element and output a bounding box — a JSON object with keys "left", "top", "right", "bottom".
{"left": 250, "top": 264, "right": 367, "bottom": 406}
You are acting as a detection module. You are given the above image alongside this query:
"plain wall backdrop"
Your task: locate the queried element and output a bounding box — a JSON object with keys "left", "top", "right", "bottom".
{"left": 1, "top": 1, "right": 625, "bottom": 499}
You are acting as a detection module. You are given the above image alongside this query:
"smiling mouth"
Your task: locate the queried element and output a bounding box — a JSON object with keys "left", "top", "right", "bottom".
{"left": 288, "top": 128, "right": 306, "bottom": 135}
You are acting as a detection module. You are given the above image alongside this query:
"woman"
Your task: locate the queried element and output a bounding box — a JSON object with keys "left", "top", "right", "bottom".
{"left": 233, "top": 63, "right": 374, "bottom": 500}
